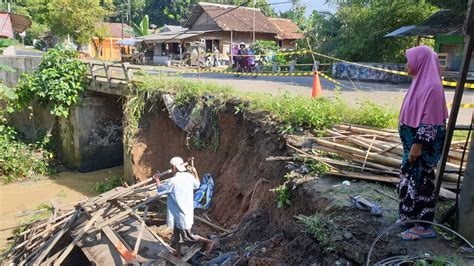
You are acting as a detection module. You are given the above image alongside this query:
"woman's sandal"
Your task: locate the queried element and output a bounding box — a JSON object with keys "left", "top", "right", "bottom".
{"left": 400, "top": 227, "right": 437, "bottom": 241}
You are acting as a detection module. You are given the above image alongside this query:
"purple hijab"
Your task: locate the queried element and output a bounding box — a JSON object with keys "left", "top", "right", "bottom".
{"left": 399, "top": 45, "right": 448, "bottom": 128}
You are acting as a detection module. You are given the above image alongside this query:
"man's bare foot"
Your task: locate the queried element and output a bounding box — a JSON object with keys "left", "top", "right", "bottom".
{"left": 204, "top": 240, "right": 214, "bottom": 255}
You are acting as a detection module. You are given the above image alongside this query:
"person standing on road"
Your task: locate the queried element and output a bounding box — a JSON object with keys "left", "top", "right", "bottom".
{"left": 154, "top": 157, "right": 214, "bottom": 257}
{"left": 397, "top": 45, "right": 448, "bottom": 240}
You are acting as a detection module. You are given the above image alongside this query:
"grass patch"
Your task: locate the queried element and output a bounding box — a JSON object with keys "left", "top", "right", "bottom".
{"left": 134, "top": 75, "right": 398, "bottom": 130}
{"left": 94, "top": 174, "right": 124, "bottom": 193}
{"left": 296, "top": 213, "right": 336, "bottom": 253}
{"left": 344, "top": 100, "right": 398, "bottom": 129}
{"left": 453, "top": 130, "right": 470, "bottom": 142}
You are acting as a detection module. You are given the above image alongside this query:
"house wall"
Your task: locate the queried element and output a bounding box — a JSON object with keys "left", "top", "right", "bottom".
{"left": 187, "top": 31, "right": 276, "bottom": 53}
{"left": 434, "top": 35, "right": 474, "bottom": 72}
{"left": 279, "top": 39, "right": 297, "bottom": 50}
{"left": 191, "top": 12, "right": 221, "bottom": 31}
{"left": 90, "top": 37, "right": 131, "bottom": 62}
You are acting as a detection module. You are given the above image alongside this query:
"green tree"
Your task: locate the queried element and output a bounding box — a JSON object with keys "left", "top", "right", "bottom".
{"left": 314, "top": 0, "right": 438, "bottom": 63}
{"left": 107, "top": 0, "right": 146, "bottom": 24}
{"left": 144, "top": 0, "right": 275, "bottom": 26}
{"left": 47, "top": 0, "right": 112, "bottom": 48}
{"left": 279, "top": 0, "right": 306, "bottom": 27}
{"left": 93, "top": 25, "right": 109, "bottom": 58}
{"left": 305, "top": 11, "right": 341, "bottom": 53}
{"left": 328, "top": 0, "right": 467, "bottom": 12}
{"left": 132, "top": 14, "right": 149, "bottom": 36}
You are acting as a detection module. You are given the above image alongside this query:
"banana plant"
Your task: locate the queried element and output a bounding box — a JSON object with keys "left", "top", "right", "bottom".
{"left": 132, "top": 15, "right": 149, "bottom": 37}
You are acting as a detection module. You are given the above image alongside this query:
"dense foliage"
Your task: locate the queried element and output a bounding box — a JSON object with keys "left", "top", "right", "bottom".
{"left": 15, "top": 48, "right": 87, "bottom": 118}
{"left": 0, "top": 66, "right": 53, "bottom": 183}
{"left": 305, "top": 0, "right": 438, "bottom": 63}
{"left": 47, "top": 0, "right": 112, "bottom": 47}
{"left": 144, "top": 0, "right": 275, "bottom": 26}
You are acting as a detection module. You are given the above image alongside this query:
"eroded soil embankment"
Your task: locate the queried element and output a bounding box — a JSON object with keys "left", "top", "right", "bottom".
{"left": 126, "top": 99, "right": 351, "bottom": 264}
{"left": 128, "top": 102, "right": 297, "bottom": 228}
{"left": 126, "top": 100, "right": 466, "bottom": 265}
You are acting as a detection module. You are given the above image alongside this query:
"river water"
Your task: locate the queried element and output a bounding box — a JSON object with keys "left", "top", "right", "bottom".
{"left": 0, "top": 166, "right": 123, "bottom": 249}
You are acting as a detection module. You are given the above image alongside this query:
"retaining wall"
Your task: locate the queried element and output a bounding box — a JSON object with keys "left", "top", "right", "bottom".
{"left": 332, "top": 62, "right": 411, "bottom": 84}
{"left": 0, "top": 55, "right": 42, "bottom": 87}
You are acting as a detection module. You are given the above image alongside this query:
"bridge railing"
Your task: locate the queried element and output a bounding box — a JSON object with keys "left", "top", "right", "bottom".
{"left": 84, "top": 61, "right": 141, "bottom": 84}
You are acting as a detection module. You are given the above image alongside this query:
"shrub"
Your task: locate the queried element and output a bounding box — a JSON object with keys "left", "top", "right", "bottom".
{"left": 0, "top": 129, "right": 53, "bottom": 183}
{"left": 94, "top": 175, "right": 124, "bottom": 193}
{"left": 14, "top": 48, "right": 87, "bottom": 118}
{"left": 297, "top": 214, "right": 336, "bottom": 253}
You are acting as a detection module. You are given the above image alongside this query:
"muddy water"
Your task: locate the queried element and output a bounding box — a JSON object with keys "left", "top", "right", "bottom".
{"left": 0, "top": 166, "right": 123, "bottom": 249}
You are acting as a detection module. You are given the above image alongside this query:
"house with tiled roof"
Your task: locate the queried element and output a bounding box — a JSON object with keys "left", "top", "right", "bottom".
{"left": 268, "top": 18, "right": 304, "bottom": 49}
{"left": 141, "top": 2, "right": 303, "bottom": 65}
{"left": 89, "top": 22, "right": 135, "bottom": 61}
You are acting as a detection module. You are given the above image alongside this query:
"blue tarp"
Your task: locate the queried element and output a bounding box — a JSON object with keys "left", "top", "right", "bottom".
{"left": 116, "top": 38, "right": 141, "bottom": 46}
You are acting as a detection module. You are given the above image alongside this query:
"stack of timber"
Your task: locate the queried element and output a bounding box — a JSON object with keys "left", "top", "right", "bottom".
{"left": 1, "top": 174, "right": 186, "bottom": 265}
{"left": 289, "top": 124, "right": 468, "bottom": 199}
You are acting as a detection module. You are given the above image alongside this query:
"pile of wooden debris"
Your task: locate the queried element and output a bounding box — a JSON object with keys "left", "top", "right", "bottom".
{"left": 286, "top": 124, "right": 468, "bottom": 199}
{"left": 1, "top": 169, "right": 228, "bottom": 265}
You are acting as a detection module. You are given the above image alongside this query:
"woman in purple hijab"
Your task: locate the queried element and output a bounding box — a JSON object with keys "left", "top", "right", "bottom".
{"left": 398, "top": 45, "right": 448, "bottom": 240}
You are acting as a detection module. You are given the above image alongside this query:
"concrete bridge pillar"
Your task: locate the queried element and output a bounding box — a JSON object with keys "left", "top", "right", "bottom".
{"left": 58, "top": 93, "right": 124, "bottom": 172}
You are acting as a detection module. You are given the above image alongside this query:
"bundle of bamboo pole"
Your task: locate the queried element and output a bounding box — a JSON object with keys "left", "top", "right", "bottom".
{"left": 288, "top": 124, "right": 468, "bottom": 199}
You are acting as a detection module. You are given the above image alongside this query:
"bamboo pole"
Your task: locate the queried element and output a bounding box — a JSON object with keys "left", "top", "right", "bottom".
{"left": 316, "top": 138, "right": 401, "bottom": 167}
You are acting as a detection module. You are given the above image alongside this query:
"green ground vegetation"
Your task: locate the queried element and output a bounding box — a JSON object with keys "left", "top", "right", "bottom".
{"left": 296, "top": 213, "right": 336, "bottom": 253}
{"left": 94, "top": 174, "right": 124, "bottom": 193}
{"left": 0, "top": 66, "right": 53, "bottom": 183}
{"left": 130, "top": 75, "right": 398, "bottom": 138}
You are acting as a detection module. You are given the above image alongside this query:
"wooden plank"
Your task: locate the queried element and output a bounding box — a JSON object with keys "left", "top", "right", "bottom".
{"left": 181, "top": 244, "right": 201, "bottom": 262}
{"left": 28, "top": 210, "right": 80, "bottom": 264}
{"left": 102, "top": 226, "right": 138, "bottom": 264}
{"left": 133, "top": 205, "right": 149, "bottom": 256}
{"left": 53, "top": 207, "right": 107, "bottom": 266}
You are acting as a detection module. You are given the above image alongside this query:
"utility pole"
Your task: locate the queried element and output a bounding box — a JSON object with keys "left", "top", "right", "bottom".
{"left": 252, "top": 0, "right": 256, "bottom": 44}
{"left": 127, "top": 0, "right": 131, "bottom": 26}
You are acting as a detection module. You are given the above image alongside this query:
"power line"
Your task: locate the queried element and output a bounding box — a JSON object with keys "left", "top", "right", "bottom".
{"left": 165, "top": 1, "right": 251, "bottom": 43}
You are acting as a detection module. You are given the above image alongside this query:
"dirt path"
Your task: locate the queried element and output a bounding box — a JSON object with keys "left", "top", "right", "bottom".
{"left": 0, "top": 167, "right": 123, "bottom": 249}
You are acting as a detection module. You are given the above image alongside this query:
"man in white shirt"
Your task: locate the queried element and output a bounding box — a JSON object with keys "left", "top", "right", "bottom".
{"left": 154, "top": 157, "right": 214, "bottom": 258}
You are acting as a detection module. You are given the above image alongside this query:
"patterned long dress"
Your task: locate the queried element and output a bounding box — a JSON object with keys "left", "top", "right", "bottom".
{"left": 398, "top": 122, "right": 446, "bottom": 223}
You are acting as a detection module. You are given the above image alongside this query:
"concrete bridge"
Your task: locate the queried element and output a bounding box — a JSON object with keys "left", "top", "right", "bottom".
{"left": 2, "top": 56, "right": 135, "bottom": 176}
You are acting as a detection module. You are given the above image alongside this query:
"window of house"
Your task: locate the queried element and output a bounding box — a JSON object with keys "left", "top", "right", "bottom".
{"left": 278, "top": 40, "right": 283, "bottom": 48}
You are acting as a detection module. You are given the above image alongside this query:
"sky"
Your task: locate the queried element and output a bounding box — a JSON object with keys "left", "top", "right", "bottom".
{"left": 268, "top": 0, "right": 337, "bottom": 16}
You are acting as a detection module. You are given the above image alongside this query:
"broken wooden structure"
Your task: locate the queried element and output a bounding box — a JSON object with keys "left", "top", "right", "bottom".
{"left": 1, "top": 176, "right": 186, "bottom": 265}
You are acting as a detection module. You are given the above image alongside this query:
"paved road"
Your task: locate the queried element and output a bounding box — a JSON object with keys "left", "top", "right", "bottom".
{"left": 148, "top": 69, "right": 473, "bottom": 125}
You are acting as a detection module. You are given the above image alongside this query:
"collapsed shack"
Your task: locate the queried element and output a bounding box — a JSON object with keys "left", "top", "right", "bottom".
{"left": 2, "top": 89, "right": 472, "bottom": 265}
{"left": 1, "top": 176, "right": 187, "bottom": 265}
